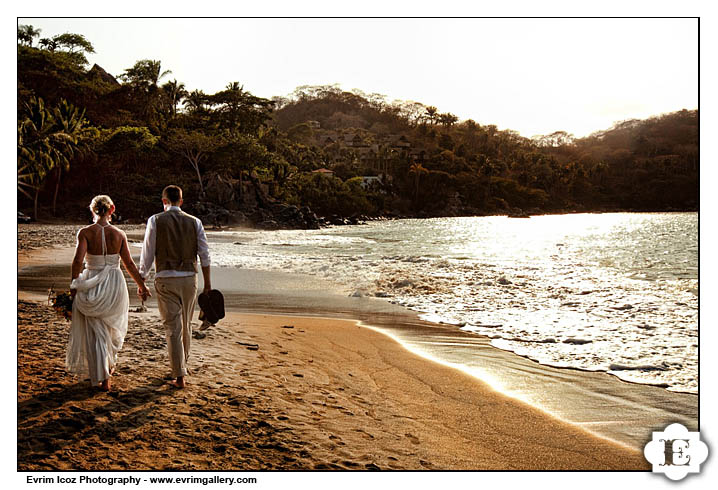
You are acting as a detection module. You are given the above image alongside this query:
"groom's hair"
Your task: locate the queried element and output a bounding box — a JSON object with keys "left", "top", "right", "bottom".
{"left": 162, "top": 185, "right": 182, "bottom": 204}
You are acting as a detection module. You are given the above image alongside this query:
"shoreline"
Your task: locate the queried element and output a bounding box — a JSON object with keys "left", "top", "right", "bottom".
{"left": 17, "top": 237, "right": 696, "bottom": 460}
{"left": 17, "top": 209, "right": 697, "bottom": 236}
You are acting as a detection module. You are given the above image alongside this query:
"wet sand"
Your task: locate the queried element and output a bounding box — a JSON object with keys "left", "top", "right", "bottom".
{"left": 17, "top": 224, "right": 658, "bottom": 470}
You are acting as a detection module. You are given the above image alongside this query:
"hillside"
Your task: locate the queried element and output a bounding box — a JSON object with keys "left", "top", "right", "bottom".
{"left": 17, "top": 28, "right": 698, "bottom": 227}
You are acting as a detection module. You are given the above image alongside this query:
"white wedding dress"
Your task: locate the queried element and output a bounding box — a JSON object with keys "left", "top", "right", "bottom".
{"left": 66, "top": 224, "right": 129, "bottom": 386}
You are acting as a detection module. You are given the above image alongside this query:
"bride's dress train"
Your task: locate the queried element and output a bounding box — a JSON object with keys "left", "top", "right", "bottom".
{"left": 66, "top": 224, "right": 129, "bottom": 385}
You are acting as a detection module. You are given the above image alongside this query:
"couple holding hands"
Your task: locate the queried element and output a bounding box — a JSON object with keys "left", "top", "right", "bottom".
{"left": 66, "top": 185, "right": 214, "bottom": 391}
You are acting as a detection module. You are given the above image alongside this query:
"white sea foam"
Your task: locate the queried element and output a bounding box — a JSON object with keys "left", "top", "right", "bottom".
{"left": 209, "top": 213, "right": 698, "bottom": 393}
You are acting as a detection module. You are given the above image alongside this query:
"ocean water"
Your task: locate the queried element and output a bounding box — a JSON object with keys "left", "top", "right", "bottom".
{"left": 208, "top": 213, "right": 698, "bottom": 393}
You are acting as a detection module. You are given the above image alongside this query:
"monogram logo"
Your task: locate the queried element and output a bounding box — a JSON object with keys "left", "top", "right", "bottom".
{"left": 644, "top": 423, "right": 708, "bottom": 480}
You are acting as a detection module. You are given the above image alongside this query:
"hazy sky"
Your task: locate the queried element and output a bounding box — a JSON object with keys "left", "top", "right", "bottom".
{"left": 19, "top": 17, "right": 697, "bottom": 138}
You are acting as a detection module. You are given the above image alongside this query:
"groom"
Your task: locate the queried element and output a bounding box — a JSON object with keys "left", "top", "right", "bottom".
{"left": 139, "top": 185, "right": 211, "bottom": 388}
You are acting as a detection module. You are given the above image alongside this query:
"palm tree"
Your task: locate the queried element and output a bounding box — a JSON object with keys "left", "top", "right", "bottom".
{"left": 425, "top": 106, "right": 438, "bottom": 126}
{"left": 120, "top": 59, "right": 172, "bottom": 89}
{"left": 18, "top": 97, "right": 89, "bottom": 219}
{"left": 17, "top": 25, "right": 41, "bottom": 46}
{"left": 183, "top": 90, "right": 208, "bottom": 114}
{"left": 439, "top": 112, "right": 458, "bottom": 128}
{"left": 408, "top": 162, "right": 429, "bottom": 203}
{"left": 226, "top": 81, "right": 242, "bottom": 92}
{"left": 162, "top": 79, "right": 188, "bottom": 117}
{"left": 50, "top": 100, "right": 91, "bottom": 215}
{"left": 18, "top": 97, "right": 62, "bottom": 219}
{"left": 38, "top": 37, "right": 58, "bottom": 51}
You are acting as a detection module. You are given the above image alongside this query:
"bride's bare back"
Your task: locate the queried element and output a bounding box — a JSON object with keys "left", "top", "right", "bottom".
{"left": 80, "top": 223, "right": 124, "bottom": 255}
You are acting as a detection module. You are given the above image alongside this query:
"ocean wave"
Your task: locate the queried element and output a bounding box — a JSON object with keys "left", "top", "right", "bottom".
{"left": 609, "top": 363, "right": 670, "bottom": 372}
{"left": 210, "top": 213, "right": 697, "bottom": 393}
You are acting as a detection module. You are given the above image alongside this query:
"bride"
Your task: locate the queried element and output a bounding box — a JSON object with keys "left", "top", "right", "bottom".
{"left": 66, "top": 195, "right": 151, "bottom": 391}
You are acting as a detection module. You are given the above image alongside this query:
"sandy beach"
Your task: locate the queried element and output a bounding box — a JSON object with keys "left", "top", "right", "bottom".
{"left": 17, "top": 224, "right": 653, "bottom": 470}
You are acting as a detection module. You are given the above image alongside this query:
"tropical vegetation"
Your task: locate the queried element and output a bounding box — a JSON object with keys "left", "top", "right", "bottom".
{"left": 17, "top": 25, "right": 698, "bottom": 224}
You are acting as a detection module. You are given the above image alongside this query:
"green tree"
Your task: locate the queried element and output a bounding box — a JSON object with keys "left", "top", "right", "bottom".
{"left": 213, "top": 131, "right": 274, "bottom": 194}
{"left": 209, "top": 82, "right": 275, "bottom": 135}
{"left": 120, "top": 59, "right": 172, "bottom": 88}
{"left": 164, "top": 129, "right": 222, "bottom": 196}
{"left": 49, "top": 33, "right": 95, "bottom": 66}
{"left": 98, "top": 126, "right": 159, "bottom": 176}
{"left": 439, "top": 112, "right": 458, "bottom": 128}
{"left": 120, "top": 59, "right": 173, "bottom": 129}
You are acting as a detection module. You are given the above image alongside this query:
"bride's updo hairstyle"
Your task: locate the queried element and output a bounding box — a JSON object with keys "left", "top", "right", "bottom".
{"left": 89, "top": 195, "right": 114, "bottom": 222}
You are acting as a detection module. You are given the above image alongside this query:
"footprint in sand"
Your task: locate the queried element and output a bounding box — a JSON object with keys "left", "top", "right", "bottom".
{"left": 405, "top": 433, "right": 420, "bottom": 445}
{"left": 365, "top": 408, "right": 377, "bottom": 419}
{"left": 355, "top": 429, "right": 374, "bottom": 440}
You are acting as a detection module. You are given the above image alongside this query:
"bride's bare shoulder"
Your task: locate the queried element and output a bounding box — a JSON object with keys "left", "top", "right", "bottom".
{"left": 113, "top": 227, "right": 128, "bottom": 240}
{"left": 77, "top": 224, "right": 95, "bottom": 237}
{"left": 104, "top": 225, "right": 128, "bottom": 243}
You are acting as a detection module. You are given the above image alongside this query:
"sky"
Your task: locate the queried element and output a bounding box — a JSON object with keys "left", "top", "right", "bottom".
{"left": 18, "top": 17, "right": 698, "bottom": 139}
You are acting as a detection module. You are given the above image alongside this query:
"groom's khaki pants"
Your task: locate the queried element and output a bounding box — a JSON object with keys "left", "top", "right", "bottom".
{"left": 155, "top": 275, "right": 197, "bottom": 378}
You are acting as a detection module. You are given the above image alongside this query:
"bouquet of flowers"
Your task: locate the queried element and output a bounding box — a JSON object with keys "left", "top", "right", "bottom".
{"left": 49, "top": 288, "right": 73, "bottom": 321}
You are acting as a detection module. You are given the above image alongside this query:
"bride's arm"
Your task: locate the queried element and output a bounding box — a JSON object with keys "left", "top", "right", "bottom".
{"left": 70, "top": 229, "right": 88, "bottom": 297}
{"left": 119, "top": 232, "right": 150, "bottom": 297}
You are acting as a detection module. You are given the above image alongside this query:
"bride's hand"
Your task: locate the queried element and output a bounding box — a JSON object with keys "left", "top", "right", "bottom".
{"left": 138, "top": 285, "right": 151, "bottom": 301}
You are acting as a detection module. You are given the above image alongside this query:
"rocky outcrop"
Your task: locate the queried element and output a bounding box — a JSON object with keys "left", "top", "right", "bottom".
{"left": 188, "top": 172, "right": 322, "bottom": 230}
{"left": 255, "top": 204, "right": 321, "bottom": 230}
{"left": 187, "top": 201, "right": 249, "bottom": 228}
{"left": 88, "top": 64, "right": 120, "bottom": 86}
{"left": 204, "top": 173, "right": 239, "bottom": 210}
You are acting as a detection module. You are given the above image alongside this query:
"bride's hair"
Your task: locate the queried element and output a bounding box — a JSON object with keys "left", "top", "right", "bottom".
{"left": 89, "top": 195, "right": 114, "bottom": 221}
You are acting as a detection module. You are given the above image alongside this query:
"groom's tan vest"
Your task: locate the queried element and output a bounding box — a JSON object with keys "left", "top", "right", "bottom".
{"left": 155, "top": 209, "right": 198, "bottom": 273}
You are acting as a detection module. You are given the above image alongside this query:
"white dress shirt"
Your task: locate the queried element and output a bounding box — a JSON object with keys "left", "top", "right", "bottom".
{"left": 139, "top": 205, "right": 211, "bottom": 280}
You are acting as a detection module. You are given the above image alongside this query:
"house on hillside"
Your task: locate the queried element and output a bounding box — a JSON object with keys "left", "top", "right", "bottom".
{"left": 358, "top": 146, "right": 380, "bottom": 168}
{"left": 307, "top": 120, "right": 321, "bottom": 129}
{"left": 312, "top": 168, "right": 335, "bottom": 177}
{"left": 389, "top": 134, "right": 411, "bottom": 149}
{"left": 318, "top": 134, "right": 337, "bottom": 145}
{"left": 343, "top": 133, "right": 368, "bottom": 148}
